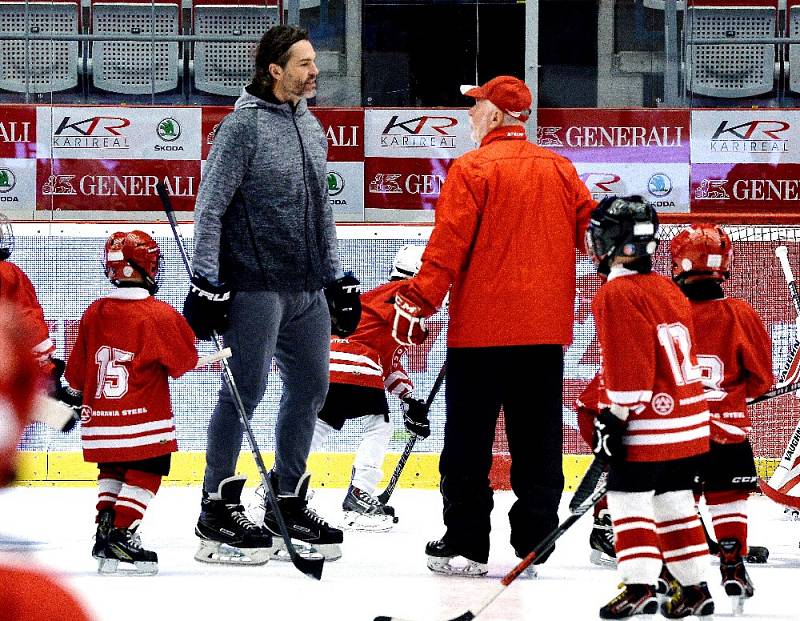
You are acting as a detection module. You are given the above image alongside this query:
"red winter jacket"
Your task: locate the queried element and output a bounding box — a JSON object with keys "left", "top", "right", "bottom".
{"left": 402, "top": 126, "right": 595, "bottom": 347}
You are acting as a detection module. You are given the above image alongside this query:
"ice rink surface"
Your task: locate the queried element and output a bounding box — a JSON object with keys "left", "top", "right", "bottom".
{"left": 1, "top": 486, "right": 798, "bottom": 621}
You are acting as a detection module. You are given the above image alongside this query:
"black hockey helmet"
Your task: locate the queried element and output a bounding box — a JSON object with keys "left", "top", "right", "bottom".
{"left": 585, "top": 195, "right": 659, "bottom": 274}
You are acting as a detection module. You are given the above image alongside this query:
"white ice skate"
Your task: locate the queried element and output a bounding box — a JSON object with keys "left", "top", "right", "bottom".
{"left": 340, "top": 485, "right": 395, "bottom": 532}
{"left": 425, "top": 540, "right": 488, "bottom": 577}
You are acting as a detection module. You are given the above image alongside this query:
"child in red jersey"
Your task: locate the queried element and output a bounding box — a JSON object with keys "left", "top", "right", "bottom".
{"left": 586, "top": 197, "right": 713, "bottom": 620}
{"left": 668, "top": 223, "right": 772, "bottom": 614}
{"left": 64, "top": 231, "right": 198, "bottom": 575}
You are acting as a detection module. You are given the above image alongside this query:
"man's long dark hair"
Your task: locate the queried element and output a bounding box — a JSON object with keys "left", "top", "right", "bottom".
{"left": 252, "top": 25, "right": 309, "bottom": 93}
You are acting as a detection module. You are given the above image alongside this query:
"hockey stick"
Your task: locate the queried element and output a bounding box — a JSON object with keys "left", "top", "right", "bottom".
{"left": 156, "top": 183, "right": 324, "bottom": 581}
{"left": 195, "top": 347, "right": 231, "bottom": 368}
{"left": 568, "top": 457, "right": 607, "bottom": 511}
{"left": 377, "top": 362, "right": 447, "bottom": 506}
{"left": 374, "top": 464, "right": 607, "bottom": 621}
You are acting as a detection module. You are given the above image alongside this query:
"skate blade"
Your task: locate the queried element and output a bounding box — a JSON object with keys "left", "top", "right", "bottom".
{"left": 589, "top": 548, "right": 617, "bottom": 568}
{"left": 729, "top": 595, "right": 745, "bottom": 616}
{"left": 194, "top": 540, "right": 270, "bottom": 566}
{"left": 97, "top": 557, "right": 158, "bottom": 576}
{"left": 269, "top": 539, "right": 337, "bottom": 562}
{"left": 426, "top": 554, "right": 487, "bottom": 577}
{"left": 340, "top": 511, "right": 394, "bottom": 533}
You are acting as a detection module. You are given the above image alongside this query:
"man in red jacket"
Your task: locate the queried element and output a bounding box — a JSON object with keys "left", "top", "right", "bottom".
{"left": 393, "top": 75, "right": 596, "bottom": 576}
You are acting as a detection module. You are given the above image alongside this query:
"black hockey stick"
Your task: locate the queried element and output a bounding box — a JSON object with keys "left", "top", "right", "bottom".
{"left": 156, "top": 183, "right": 324, "bottom": 581}
{"left": 377, "top": 362, "right": 446, "bottom": 506}
{"left": 374, "top": 463, "right": 607, "bottom": 621}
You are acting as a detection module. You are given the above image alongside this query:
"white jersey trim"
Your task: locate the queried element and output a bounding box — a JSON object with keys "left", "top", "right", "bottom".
{"left": 81, "top": 419, "right": 175, "bottom": 437}
{"left": 82, "top": 431, "right": 177, "bottom": 449}
{"left": 627, "top": 411, "right": 709, "bottom": 432}
{"left": 624, "top": 425, "right": 709, "bottom": 446}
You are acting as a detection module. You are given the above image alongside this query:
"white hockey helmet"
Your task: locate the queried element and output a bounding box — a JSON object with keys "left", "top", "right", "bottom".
{"left": 390, "top": 244, "right": 425, "bottom": 280}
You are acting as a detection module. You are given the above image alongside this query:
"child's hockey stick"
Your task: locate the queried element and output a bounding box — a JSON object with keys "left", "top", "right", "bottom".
{"left": 377, "top": 362, "right": 446, "bottom": 507}
{"left": 156, "top": 183, "right": 324, "bottom": 581}
{"left": 195, "top": 347, "right": 231, "bottom": 368}
{"left": 374, "top": 463, "right": 607, "bottom": 621}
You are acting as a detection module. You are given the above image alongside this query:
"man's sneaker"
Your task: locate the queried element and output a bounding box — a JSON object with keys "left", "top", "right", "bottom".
{"left": 91, "top": 507, "right": 114, "bottom": 560}
{"left": 599, "top": 583, "right": 658, "bottom": 619}
{"left": 263, "top": 472, "right": 343, "bottom": 561}
{"left": 719, "top": 539, "right": 754, "bottom": 615}
{"left": 341, "top": 485, "right": 396, "bottom": 532}
{"left": 656, "top": 565, "right": 680, "bottom": 604}
{"left": 425, "top": 539, "right": 487, "bottom": 577}
{"left": 590, "top": 508, "right": 617, "bottom": 567}
{"left": 660, "top": 582, "right": 715, "bottom": 619}
{"left": 98, "top": 525, "right": 158, "bottom": 576}
{"left": 195, "top": 475, "right": 273, "bottom": 565}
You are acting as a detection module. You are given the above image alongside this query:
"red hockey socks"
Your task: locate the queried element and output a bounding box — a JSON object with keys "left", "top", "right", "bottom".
{"left": 706, "top": 489, "right": 748, "bottom": 554}
{"left": 113, "top": 469, "right": 163, "bottom": 529}
{"left": 96, "top": 465, "right": 125, "bottom": 517}
{"left": 653, "top": 490, "right": 709, "bottom": 586}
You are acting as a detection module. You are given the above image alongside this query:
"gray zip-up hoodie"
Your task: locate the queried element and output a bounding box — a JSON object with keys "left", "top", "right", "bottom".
{"left": 192, "top": 87, "right": 341, "bottom": 291}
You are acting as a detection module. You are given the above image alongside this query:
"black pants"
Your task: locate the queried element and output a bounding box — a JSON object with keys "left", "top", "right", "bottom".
{"left": 439, "top": 345, "right": 564, "bottom": 564}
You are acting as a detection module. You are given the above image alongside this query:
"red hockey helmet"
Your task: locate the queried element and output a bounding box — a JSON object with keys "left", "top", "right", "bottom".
{"left": 104, "top": 230, "right": 162, "bottom": 293}
{"left": 670, "top": 223, "right": 732, "bottom": 283}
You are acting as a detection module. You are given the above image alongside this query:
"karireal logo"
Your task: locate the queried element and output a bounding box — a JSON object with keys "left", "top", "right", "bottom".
{"left": 710, "top": 120, "right": 790, "bottom": 153}
{"left": 579, "top": 172, "right": 621, "bottom": 200}
{"left": 537, "top": 126, "right": 564, "bottom": 147}
{"left": 156, "top": 117, "right": 183, "bottom": 152}
{"left": 53, "top": 116, "right": 131, "bottom": 149}
{"left": 647, "top": 173, "right": 672, "bottom": 197}
{"left": 694, "top": 179, "right": 730, "bottom": 200}
{"left": 0, "top": 168, "right": 16, "bottom": 193}
{"left": 380, "top": 115, "right": 459, "bottom": 149}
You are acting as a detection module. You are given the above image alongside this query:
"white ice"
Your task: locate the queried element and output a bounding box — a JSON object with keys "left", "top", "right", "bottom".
{"left": 1, "top": 487, "right": 798, "bottom": 621}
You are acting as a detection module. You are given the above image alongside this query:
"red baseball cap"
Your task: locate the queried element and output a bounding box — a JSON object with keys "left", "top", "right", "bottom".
{"left": 460, "top": 76, "right": 532, "bottom": 121}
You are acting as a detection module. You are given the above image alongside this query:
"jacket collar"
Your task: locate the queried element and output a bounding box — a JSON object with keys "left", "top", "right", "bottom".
{"left": 106, "top": 287, "right": 150, "bottom": 300}
{"left": 480, "top": 125, "right": 528, "bottom": 147}
{"left": 606, "top": 264, "right": 640, "bottom": 282}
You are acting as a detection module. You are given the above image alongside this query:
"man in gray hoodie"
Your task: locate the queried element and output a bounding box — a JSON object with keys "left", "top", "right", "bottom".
{"left": 186, "top": 25, "right": 360, "bottom": 565}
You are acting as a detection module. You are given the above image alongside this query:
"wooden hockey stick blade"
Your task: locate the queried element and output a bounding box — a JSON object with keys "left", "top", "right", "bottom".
{"left": 195, "top": 347, "right": 231, "bottom": 368}
{"left": 32, "top": 394, "right": 78, "bottom": 431}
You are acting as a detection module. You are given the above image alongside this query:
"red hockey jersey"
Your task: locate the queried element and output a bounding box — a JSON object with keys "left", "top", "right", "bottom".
{"left": 64, "top": 288, "right": 198, "bottom": 463}
{"left": 330, "top": 280, "right": 413, "bottom": 399}
{"left": 0, "top": 261, "right": 55, "bottom": 365}
{"left": 689, "top": 297, "right": 772, "bottom": 443}
{"left": 592, "top": 268, "right": 710, "bottom": 462}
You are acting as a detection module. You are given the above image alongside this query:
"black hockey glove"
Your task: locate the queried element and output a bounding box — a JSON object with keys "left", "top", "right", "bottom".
{"left": 54, "top": 386, "right": 82, "bottom": 432}
{"left": 47, "top": 357, "right": 66, "bottom": 398}
{"left": 402, "top": 397, "right": 431, "bottom": 439}
{"left": 325, "top": 273, "right": 362, "bottom": 337}
{"left": 183, "top": 275, "right": 234, "bottom": 341}
{"left": 592, "top": 408, "right": 627, "bottom": 464}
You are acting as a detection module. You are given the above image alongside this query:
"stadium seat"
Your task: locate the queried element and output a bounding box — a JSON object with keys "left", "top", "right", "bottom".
{"left": 685, "top": 0, "right": 778, "bottom": 98}
{"left": 91, "top": 0, "right": 180, "bottom": 94}
{"left": 192, "top": 0, "right": 278, "bottom": 96}
{"left": 0, "top": 0, "right": 79, "bottom": 93}
{"left": 788, "top": 0, "right": 800, "bottom": 93}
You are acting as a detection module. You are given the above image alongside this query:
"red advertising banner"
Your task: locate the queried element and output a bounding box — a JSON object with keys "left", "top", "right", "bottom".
{"left": 313, "top": 108, "right": 364, "bottom": 162}
{"left": 201, "top": 106, "right": 230, "bottom": 160}
{"left": 537, "top": 109, "right": 690, "bottom": 164}
{"left": 690, "top": 163, "right": 800, "bottom": 214}
{"left": 36, "top": 159, "right": 200, "bottom": 211}
{"left": 0, "top": 106, "right": 36, "bottom": 159}
{"left": 364, "top": 157, "right": 455, "bottom": 210}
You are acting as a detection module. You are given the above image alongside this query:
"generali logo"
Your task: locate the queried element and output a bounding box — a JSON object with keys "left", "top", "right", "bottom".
{"left": 368, "top": 172, "right": 445, "bottom": 195}
{"left": 538, "top": 125, "right": 683, "bottom": 148}
{"left": 694, "top": 179, "right": 730, "bottom": 200}
{"left": 42, "top": 174, "right": 195, "bottom": 197}
{"left": 0, "top": 121, "right": 30, "bottom": 143}
{"left": 579, "top": 172, "right": 622, "bottom": 199}
{"left": 709, "top": 120, "right": 790, "bottom": 153}
{"left": 380, "top": 115, "right": 459, "bottom": 149}
{"left": 326, "top": 124, "right": 359, "bottom": 148}
{"left": 53, "top": 116, "right": 131, "bottom": 149}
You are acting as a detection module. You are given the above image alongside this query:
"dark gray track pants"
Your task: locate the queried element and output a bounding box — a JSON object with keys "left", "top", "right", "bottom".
{"left": 202, "top": 290, "right": 331, "bottom": 494}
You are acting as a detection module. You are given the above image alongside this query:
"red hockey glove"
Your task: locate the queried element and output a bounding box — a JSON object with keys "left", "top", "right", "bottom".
{"left": 392, "top": 291, "right": 431, "bottom": 346}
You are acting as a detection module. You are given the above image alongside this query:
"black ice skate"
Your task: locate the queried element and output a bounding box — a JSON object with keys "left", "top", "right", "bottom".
{"left": 98, "top": 526, "right": 158, "bottom": 576}
{"left": 425, "top": 539, "right": 488, "bottom": 577}
{"left": 262, "top": 473, "right": 343, "bottom": 561}
{"left": 660, "top": 582, "right": 715, "bottom": 619}
{"left": 91, "top": 507, "right": 114, "bottom": 560}
{"left": 719, "top": 539, "right": 754, "bottom": 615}
{"left": 599, "top": 583, "right": 658, "bottom": 619}
{"left": 195, "top": 475, "right": 273, "bottom": 565}
{"left": 341, "top": 485, "right": 397, "bottom": 532}
{"left": 656, "top": 565, "right": 680, "bottom": 604}
{"left": 589, "top": 508, "right": 616, "bottom": 567}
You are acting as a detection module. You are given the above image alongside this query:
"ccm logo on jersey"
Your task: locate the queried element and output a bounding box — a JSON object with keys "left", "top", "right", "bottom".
{"left": 190, "top": 283, "right": 231, "bottom": 302}
{"left": 731, "top": 476, "right": 757, "bottom": 484}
